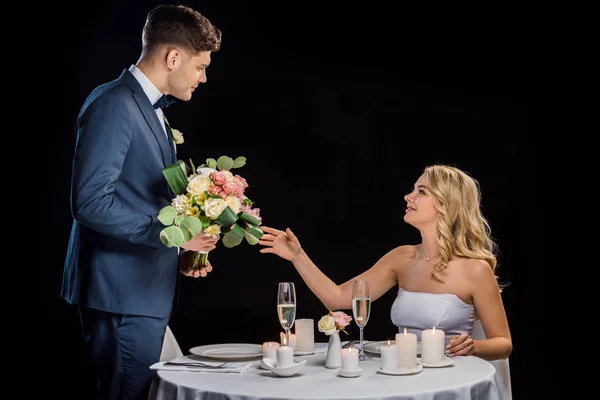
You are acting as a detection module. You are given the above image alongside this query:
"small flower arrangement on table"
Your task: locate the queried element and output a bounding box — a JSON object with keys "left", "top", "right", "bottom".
{"left": 317, "top": 311, "right": 352, "bottom": 336}
{"left": 158, "top": 155, "right": 263, "bottom": 269}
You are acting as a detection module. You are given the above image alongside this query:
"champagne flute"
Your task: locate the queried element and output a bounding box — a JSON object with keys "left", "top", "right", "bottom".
{"left": 352, "top": 280, "right": 371, "bottom": 360}
{"left": 277, "top": 282, "right": 296, "bottom": 345}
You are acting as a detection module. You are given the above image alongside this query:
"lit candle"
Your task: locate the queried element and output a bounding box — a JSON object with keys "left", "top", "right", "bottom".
{"left": 262, "top": 341, "right": 279, "bottom": 360}
{"left": 280, "top": 332, "right": 297, "bottom": 350}
{"left": 295, "top": 318, "right": 315, "bottom": 352}
{"left": 341, "top": 346, "right": 359, "bottom": 371}
{"left": 395, "top": 327, "right": 417, "bottom": 369}
{"left": 276, "top": 337, "right": 294, "bottom": 368}
{"left": 380, "top": 339, "right": 399, "bottom": 371}
{"left": 421, "top": 326, "right": 445, "bottom": 364}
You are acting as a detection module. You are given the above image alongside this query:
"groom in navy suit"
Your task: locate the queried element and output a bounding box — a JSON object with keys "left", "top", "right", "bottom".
{"left": 61, "top": 5, "right": 222, "bottom": 399}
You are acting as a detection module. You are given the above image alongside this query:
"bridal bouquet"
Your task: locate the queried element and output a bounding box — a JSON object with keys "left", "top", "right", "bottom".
{"left": 158, "top": 155, "right": 263, "bottom": 269}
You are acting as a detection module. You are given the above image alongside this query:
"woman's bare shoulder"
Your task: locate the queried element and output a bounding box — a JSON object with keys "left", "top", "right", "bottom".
{"left": 453, "top": 257, "right": 495, "bottom": 281}
{"left": 387, "top": 244, "right": 420, "bottom": 260}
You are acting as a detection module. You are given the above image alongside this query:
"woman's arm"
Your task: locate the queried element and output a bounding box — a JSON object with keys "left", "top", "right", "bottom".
{"left": 259, "top": 226, "right": 399, "bottom": 310}
{"left": 468, "top": 260, "right": 513, "bottom": 361}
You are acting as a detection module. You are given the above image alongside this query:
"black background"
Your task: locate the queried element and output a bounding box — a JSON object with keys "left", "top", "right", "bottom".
{"left": 41, "top": 1, "right": 538, "bottom": 398}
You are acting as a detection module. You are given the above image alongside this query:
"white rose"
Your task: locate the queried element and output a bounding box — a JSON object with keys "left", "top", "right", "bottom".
{"left": 203, "top": 197, "right": 228, "bottom": 219}
{"left": 187, "top": 175, "right": 212, "bottom": 195}
{"left": 225, "top": 196, "right": 241, "bottom": 214}
{"left": 317, "top": 315, "right": 337, "bottom": 335}
{"left": 171, "top": 194, "right": 191, "bottom": 213}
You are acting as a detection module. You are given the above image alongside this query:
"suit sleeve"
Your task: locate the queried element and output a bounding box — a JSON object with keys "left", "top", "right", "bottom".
{"left": 70, "top": 94, "right": 164, "bottom": 249}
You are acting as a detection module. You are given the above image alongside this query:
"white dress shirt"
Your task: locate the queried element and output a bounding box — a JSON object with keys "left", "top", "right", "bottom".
{"left": 128, "top": 64, "right": 168, "bottom": 138}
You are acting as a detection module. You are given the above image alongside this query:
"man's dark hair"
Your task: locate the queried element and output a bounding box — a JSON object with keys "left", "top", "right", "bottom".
{"left": 143, "top": 4, "right": 222, "bottom": 55}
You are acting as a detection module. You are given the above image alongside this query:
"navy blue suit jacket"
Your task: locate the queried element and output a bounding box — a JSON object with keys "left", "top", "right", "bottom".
{"left": 61, "top": 69, "right": 179, "bottom": 318}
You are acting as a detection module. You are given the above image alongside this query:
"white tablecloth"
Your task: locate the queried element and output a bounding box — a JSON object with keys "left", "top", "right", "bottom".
{"left": 156, "top": 343, "right": 501, "bottom": 400}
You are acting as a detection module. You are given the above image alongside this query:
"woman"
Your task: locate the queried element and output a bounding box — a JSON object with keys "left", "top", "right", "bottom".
{"left": 259, "top": 164, "right": 512, "bottom": 361}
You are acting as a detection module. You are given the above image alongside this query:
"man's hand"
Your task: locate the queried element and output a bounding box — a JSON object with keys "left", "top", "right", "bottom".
{"left": 179, "top": 253, "right": 214, "bottom": 278}
{"left": 181, "top": 233, "right": 219, "bottom": 252}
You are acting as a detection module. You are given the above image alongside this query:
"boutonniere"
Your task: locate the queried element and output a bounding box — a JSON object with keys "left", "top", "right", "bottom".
{"left": 163, "top": 116, "right": 184, "bottom": 145}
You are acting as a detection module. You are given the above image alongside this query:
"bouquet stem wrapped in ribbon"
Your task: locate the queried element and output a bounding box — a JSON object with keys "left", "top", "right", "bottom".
{"left": 158, "top": 156, "right": 263, "bottom": 269}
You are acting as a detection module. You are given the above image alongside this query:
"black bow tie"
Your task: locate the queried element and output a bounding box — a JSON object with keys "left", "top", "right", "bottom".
{"left": 153, "top": 94, "right": 176, "bottom": 110}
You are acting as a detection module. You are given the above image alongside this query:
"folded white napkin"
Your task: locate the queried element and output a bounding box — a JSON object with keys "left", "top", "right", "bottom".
{"left": 150, "top": 356, "right": 254, "bottom": 373}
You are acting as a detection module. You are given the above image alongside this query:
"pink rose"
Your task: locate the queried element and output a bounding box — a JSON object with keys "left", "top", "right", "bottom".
{"left": 223, "top": 181, "right": 240, "bottom": 196}
{"left": 331, "top": 311, "right": 352, "bottom": 328}
{"left": 234, "top": 175, "right": 249, "bottom": 189}
{"left": 208, "top": 185, "right": 221, "bottom": 196}
{"left": 219, "top": 191, "right": 228, "bottom": 199}
{"left": 211, "top": 171, "right": 228, "bottom": 186}
{"left": 235, "top": 187, "right": 245, "bottom": 198}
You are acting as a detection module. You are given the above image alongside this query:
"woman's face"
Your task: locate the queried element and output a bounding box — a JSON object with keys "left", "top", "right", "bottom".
{"left": 403, "top": 174, "right": 439, "bottom": 228}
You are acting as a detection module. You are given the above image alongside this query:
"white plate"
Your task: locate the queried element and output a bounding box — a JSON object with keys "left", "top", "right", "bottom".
{"left": 337, "top": 367, "right": 362, "bottom": 378}
{"left": 189, "top": 343, "right": 263, "bottom": 361}
{"left": 294, "top": 348, "right": 317, "bottom": 355}
{"left": 265, "top": 359, "right": 307, "bottom": 377}
{"left": 377, "top": 364, "right": 423, "bottom": 375}
{"left": 418, "top": 356, "right": 454, "bottom": 368}
{"left": 363, "top": 340, "right": 422, "bottom": 354}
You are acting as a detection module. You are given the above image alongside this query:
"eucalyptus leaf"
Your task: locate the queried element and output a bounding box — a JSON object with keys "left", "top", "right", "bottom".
{"left": 222, "top": 224, "right": 245, "bottom": 248}
{"left": 157, "top": 206, "right": 177, "bottom": 226}
{"left": 179, "top": 217, "right": 203, "bottom": 241}
{"left": 207, "top": 158, "right": 217, "bottom": 169}
{"left": 160, "top": 226, "right": 185, "bottom": 247}
{"left": 217, "top": 155, "right": 234, "bottom": 171}
{"left": 232, "top": 156, "right": 246, "bottom": 168}
{"left": 244, "top": 224, "right": 263, "bottom": 241}
{"left": 244, "top": 231, "right": 260, "bottom": 245}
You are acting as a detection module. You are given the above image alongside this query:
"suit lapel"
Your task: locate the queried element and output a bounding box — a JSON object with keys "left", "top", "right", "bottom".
{"left": 135, "top": 93, "right": 172, "bottom": 167}
{"left": 122, "top": 70, "right": 172, "bottom": 168}
{"left": 163, "top": 118, "right": 177, "bottom": 164}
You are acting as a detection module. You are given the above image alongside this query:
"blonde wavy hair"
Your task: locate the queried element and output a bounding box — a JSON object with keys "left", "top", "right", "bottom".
{"left": 424, "top": 165, "right": 498, "bottom": 282}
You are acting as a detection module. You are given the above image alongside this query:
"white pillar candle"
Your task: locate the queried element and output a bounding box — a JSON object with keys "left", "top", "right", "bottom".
{"left": 280, "top": 332, "right": 297, "bottom": 350}
{"left": 421, "top": 326, "right": 445, "bottom": 364}
{"left": 341, "top": 346, "right": 359, "bottom": 371}
{"left": 396, "top": 328, "right": 417, "bottom": 369}
{"left": 262, "top": 341, "right": 279, "bottom": 360}
{"left": 294, "top": 318, "right": 315, "bottom": 352}
{"left": 380, "top": 339, "right": 400, "bottom": 371}
{"left": 276, "top": 342, "right": 294, "bottom": 368}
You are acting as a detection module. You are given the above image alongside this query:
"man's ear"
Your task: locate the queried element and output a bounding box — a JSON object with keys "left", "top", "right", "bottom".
{"left": 165, "top": 48, "right": 182, "bottom": 71}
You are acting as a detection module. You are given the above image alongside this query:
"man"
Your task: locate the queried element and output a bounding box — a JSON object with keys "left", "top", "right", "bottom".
{"left": 61, "top": 5, "right": 222, "bottom": 399}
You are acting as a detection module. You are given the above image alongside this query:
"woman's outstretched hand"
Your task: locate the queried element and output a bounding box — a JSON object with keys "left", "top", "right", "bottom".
{"left": 259, "top": 226, "right": 302, "bottom": 261}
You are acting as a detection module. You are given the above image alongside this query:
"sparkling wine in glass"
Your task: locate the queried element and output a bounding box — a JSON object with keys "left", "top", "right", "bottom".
{"left": 352, "top": 280, "right": 371, "bottom": 360}
{"left": 277, "top": 282, "right": 297, "bottom": 345}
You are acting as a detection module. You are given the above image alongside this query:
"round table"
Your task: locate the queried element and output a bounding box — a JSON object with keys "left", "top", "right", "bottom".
{"left": 155, "top": 344, "right": 501, "bottom": 400}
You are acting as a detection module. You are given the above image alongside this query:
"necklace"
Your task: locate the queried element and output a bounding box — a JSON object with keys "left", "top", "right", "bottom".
{"left": 423, "top": 250, "right": 439, "bottom": 262}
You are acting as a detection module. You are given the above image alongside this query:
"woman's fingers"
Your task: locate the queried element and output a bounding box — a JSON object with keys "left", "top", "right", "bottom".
{"left": 286, "top": 228, "right": 299, "bottom": 244}
{"left": 261, "top": 226, "right": 285, "bottom": 235}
